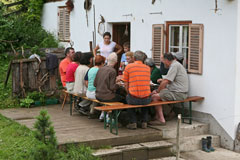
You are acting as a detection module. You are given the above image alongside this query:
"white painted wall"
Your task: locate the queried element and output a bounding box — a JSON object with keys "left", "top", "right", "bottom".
{"left": 234, "top": 0, "right": 240, "bottom": 138}
{"left": 42, "top": 0, "right": 238, "bottom": 139}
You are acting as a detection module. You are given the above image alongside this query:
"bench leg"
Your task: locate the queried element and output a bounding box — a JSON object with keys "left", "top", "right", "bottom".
{"left": 110, "top": 113, "right": 113, "bottom": 133}
{"left": 189, "top": 101, "right": 192, "bottom": 124}
{"left": 181, "top": 102, "right": 185, "bottom": 123}
{"left": 104, "top": 111, "right": 107, "bottom": 129}
{"left": 70, "top": 94, "right": 73, "bottom": 116}
{"left": 61, "top": 92, "right": 68, "bottom": 110}
{"left": 181, "top": 102, "right": 193, "bottom": 124}
{"left": 114, "top": 110, "right": 119, "bottom": 135}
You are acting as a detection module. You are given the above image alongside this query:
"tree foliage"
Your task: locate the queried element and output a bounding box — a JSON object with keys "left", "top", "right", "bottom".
{"left": 0, "top": 0, "right": 59, "bottom": 55}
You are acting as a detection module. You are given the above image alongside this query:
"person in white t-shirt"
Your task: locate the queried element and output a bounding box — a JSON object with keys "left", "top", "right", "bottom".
{"left": 93, "top": 32, "right": 122, "bottom": 59}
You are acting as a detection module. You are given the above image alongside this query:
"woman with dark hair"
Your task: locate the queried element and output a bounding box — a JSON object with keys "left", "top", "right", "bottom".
{"left": 73, "top": 53, "right": 94, "bottom": 112}
{"left": 65, "top": 51, "right": 82, "bottom": 92}
{"left": 93, "top": 32, "right": 122, "bottom": 59}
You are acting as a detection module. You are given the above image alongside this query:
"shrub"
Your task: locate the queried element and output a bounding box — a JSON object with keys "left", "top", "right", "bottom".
{"left": 31, "top": 109, "right": 58, "bottom": 159}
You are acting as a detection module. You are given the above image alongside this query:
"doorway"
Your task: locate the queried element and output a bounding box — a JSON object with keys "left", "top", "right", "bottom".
{"left": 112, "top": 23, "right": 131, "bottom": 74}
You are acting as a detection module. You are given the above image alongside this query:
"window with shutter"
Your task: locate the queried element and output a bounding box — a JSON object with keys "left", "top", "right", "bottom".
{"left": 188, "top": 24, "right": 203, "bottom": 74}
{"left": 152, "top": 24, "right": 164, "bottom": 66}
{"left": 58, "top": 7, "right": 70, "bottom": 42}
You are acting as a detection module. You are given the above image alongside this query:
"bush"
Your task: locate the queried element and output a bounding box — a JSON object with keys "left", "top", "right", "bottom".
{"left": 31, "top": 109, "right": 58, "bottom": 159}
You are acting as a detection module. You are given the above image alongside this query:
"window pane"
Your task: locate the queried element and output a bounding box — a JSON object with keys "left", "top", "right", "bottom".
{"left": 170, "top": 48, "right": 179, "bottom": 52}
{"left": 170, "top": 26, "right": 180, "bottom": 47}
{"left": 182, "top": 26, "right": 189, "bottom": 47}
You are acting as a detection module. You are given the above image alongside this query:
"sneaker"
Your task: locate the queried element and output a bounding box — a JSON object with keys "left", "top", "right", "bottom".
{"left": 126, "top": 123, "right": 137, "bottom": 130}
{"left": 141, "top": 122, "right": 147, "bottom": 129}
{"left": 78, "top": 108, "right": 89, "bottom": 116}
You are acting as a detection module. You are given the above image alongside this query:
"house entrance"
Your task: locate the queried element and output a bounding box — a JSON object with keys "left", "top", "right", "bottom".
{"left": 112, "top": 23, "right": 131, "bottom": 74}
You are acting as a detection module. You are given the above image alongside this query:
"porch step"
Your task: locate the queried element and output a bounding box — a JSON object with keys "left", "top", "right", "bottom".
{"left": 167, "top": 134, "right": 220, "bottom": 152}
{"left": 93, "top": 140, "right": 173, "bottom": 160}
{"left": 149, "top": 120, "right": 209, "bottom": 139}
{"left": 150, "top": 157, "right": 185, "bottom": 160}
{"left": 181, "top": 147, "right": 240, "bottom": 160}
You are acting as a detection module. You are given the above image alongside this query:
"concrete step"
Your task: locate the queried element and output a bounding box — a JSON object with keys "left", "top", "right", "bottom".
{"left": 93, "top": 140, "right": 173, "bottom": 160}
{"left": 167, "top": 134, "right": 220, "bottom": 152}
{"left": 181, "top": 147, "right": 240, "bottom": 160}
{"left": 149, "top": 120, "right": 209, "bottom": 139}
{"left": 150, "top": 157, "right": 185, "bottom": 160}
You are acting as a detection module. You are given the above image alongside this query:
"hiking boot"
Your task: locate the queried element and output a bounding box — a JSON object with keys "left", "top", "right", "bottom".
{"left": 141, "top": 122, "right": 147, "bottom": 129}
{"left": 207, "top": 136, "right": 215, "bottom": 151}
{"left": 126, "top": 123, "right": 137, "bottom": 130}
{"left": 201, "top": 138, "right": 210, "bottom": 152}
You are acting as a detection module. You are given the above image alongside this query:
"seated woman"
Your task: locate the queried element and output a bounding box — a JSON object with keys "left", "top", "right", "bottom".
{"left": 65, "top": 52, "right": 82, "bottom": 92}
{"left": 94, "top": 52, "right": 125, "bottom": 120}
{"left": 144, "top": 58, "right": 162, "bottom": 84}
{"left": 85, "top": 55, "right": 105, "bottom": 116}
{"left": 73, "top": 52, "right": 94, "bottom": 114}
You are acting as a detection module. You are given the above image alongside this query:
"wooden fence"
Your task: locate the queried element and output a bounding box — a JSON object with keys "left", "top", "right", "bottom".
{"left": 11, "top": 54, "right": 65, "bottom": 97}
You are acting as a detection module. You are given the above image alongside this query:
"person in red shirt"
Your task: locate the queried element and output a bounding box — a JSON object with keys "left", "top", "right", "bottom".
{"left": 65, "top": 52, "right": 82, "bottom": 91}
{"left": 59, "top": 47, "right": 75, "bottom": 87}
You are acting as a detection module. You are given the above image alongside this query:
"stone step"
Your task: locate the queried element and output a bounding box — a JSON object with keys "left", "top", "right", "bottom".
{"left": 181, "top": 147, "right": 240, "bottom": 160}
{"left": 150, "top": 157, "right": 185, "bottom": 160}
{"left": 167, "top": 134, "right": 220, "bottom": 152}
{"left": 149, "top": 120, "right": 209, "bottom": 139}
{"left": 93, "top": 140, "right": 173, "bottom": 160}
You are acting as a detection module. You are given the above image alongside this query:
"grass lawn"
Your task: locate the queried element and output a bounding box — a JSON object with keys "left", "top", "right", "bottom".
{"left": 0, "top": 114, "right": 39, "bottom": 159}
{"left": 0, "top": 113, "right": 99, "bottom": 160}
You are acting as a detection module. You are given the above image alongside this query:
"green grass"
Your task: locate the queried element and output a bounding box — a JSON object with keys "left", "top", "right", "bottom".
{"left": 0, "top": 114, "right": 39, "bottom": 159}
{"left": 0, "top": 114, "right": 99, "bottom": 159}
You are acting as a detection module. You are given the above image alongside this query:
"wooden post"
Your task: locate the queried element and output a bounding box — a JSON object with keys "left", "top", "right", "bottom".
{"left": 176, "top": 114, "right": 181, "bottom": 160}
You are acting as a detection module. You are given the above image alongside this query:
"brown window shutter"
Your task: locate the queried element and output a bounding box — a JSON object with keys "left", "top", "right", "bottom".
{"left": 64, "top": 9, "right": 70, "bottom": 41}
{"left": 58, "top": 7, "right": 70, "bottom": 42}
{"left": 188, "top": 24, "right": 204, "bottom": 74}
{"left": 152, "top": 24, "right": 164, "bottom": 66}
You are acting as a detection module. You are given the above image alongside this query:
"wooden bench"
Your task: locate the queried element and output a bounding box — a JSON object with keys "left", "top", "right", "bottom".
{"left": 64, "top": 90, "right": 124, "bottom": 116}
{"left": 94, "top": 96, "right": 204, "bottom": 135}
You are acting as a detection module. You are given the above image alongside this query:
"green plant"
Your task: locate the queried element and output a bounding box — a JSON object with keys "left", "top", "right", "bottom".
{"left": 20, "top": 96, "right": 34, "bottom": 108}
{"left": 64, "top": 144, "right": 99, "bottom": 160}
{"left": 28, "top": 91, "right": 46, "bottom": 105}
{"left": 31, "top": 109, "right": 58, "bottom": 159}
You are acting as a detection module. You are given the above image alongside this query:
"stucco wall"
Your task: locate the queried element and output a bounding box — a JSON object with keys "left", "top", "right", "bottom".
{"left": 42, "top": 0, "right": 238, "bottom": 139}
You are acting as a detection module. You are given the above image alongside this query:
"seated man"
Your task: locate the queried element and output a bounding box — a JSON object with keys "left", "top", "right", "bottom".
{"left": 123, "top": 50, "right": 151, "bottom": 129}
{"left": 145, "top": 58, "right": 162, "bottom": 84}
{"left": 150, "top": 53, "right": 189, "bottom": 125}
{"left": 59, "top": 47, "right": 75, "bottom": 87}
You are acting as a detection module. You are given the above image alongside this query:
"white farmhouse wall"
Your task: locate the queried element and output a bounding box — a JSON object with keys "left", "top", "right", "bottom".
{"left": 42, "top": 0, "right": 238, "bottom": 139}
{"left": 235, "top": 0, "right": 240, "bottom": 137}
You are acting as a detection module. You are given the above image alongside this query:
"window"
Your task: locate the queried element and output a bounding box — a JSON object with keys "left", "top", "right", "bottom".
{"left": 152, "top": 21, "right": 203, "bottom": 74}
{"left": 58, "top": 7, "right": 70, "bottom": 42}
{"left": 169, "top": 25, "right": 189, "bottom": 68}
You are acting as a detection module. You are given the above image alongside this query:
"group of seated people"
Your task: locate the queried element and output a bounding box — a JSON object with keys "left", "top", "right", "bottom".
{"left": 59, "top": 43, "right": 188, "bottom": 130}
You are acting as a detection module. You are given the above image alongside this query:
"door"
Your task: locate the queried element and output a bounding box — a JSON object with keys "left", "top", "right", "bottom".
{"left": 112, "top": 23, "right": 131, "bottom": 74}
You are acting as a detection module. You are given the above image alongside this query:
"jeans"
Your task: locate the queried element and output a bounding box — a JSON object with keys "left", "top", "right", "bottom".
{"left": 126, "top": 94, "right": 151, "bottom": 123}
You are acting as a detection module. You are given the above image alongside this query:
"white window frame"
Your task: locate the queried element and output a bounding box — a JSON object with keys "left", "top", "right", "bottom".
{"left": 169, "top": 25, "right": 189, "bottom": 68}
